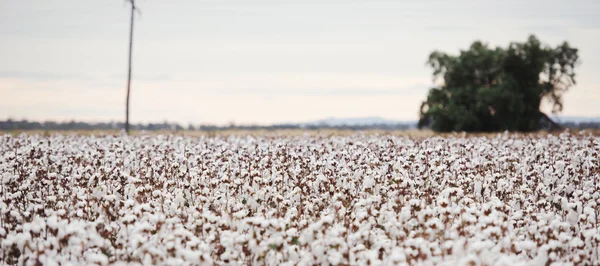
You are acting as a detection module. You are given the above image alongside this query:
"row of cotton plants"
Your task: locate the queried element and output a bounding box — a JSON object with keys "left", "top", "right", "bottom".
{"left": 1, "top": 132, "right": 599, "bottom": 265}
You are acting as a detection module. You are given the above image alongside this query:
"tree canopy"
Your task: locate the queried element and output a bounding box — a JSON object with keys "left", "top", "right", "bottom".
{"left": 418, "top": 35, "right": 579, "bottom": 132}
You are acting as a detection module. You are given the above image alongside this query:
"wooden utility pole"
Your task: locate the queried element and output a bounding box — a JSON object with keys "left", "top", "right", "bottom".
{"left": 125, "top": 0, "right": 137, "bottom": 134}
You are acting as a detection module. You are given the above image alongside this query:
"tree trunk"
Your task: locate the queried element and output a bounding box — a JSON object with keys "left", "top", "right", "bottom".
{"left": 125, "top": 0, "right": 135, "bottom": 134}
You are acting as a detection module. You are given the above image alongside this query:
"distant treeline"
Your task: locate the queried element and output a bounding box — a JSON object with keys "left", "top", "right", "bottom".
{"left": 1, "top": 119, "right": 597, "bottom": 132}
{"left": 560, "top": 122, "right": 600, "bottom": 130}
{"left": 0, "top": 119, "right": 417, "bottom": 131}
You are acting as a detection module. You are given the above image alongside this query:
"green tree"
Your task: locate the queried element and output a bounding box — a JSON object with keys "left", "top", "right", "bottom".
{"left": 418, "top": 35, "right": 579, "bottom": 132}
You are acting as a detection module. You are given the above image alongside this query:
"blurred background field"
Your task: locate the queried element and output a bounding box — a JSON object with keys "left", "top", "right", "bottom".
{"left": 4, "top": 128, "right": 600, "bottom": 138}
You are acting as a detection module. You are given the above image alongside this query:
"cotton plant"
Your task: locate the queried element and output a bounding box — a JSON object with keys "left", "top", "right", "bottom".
{"left": 1, "top": 132, "right": 600, "bottom": 265}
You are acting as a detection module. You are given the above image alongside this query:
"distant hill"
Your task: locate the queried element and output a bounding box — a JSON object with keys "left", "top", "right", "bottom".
{"left": 551, "top": 116, "right": 600, "bottom": 124}
{"left": 303, "top": 117, "right": 417, "bottom": 128}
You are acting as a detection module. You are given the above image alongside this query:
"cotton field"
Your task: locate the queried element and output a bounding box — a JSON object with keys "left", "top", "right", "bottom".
{"left": 1, "top": 132, "right": 599, "bottom": 266}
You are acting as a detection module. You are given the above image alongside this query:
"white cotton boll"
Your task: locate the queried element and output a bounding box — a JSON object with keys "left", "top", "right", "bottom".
{"left": 488, "top": 254, "right": 522, "bottom": 266}
{"left": 9, "top": 210, "right": 22, "bottom": 221}
{"left": 515, "top": 240, "right": 536, "bottom": 253}
{"left": 457, "top": 254, "right": 480, "bottom": 266}
{"left": 233, "top": 209, "right": 248, "bottom": 219}
{"left": 152, "top": 190, "right": 162, "bottom": 198}
{"left": 30, "top": 217, "right": 45, "bottom": 234}
{"left": 567, "top": 209, "right": 579, "bottom": 224}
{"left": 169, "top": 202, "right": 179, "bottom": 214}
{"left": 496, "top": 179, "right": 507, "bottom": 193}
{"left": 233, "top": 178, "right": 242, "bottom": 185}
{"left": 584, "top": 206, "right": 596, "bottom": 219}
{"left": 560, "top": 197, "right": 569, "bottom": 212}
{"left": 328, "top": 250, "right": 343, "bottom": 265}
{"left": 363, "top": 176, "right": 375, "bottom": 189}
{"left": 121, "top": 214, "right": 136, "bottom": 224}
{"left": 529, "top": 245, "right": 552, "bottom": 266}
{"left": 387, "top": 247, "right": 406, "bottom": 263}
{"left": 355, "top": 209, "right": 368, "bottom": 221}
{"left": 1, "top": 173, "right": 13, "bottom": 184}
{"left": 85, "top": 252, "right": 109, "bottom": 266}
{"left": 409, "top": 199, "right": 421, "bottom": 207}
{"left": 175, "top": 190, "right": 185, "bottom": 206}
{"left": 474, "top": 181, "right": 482, "bottom": 197}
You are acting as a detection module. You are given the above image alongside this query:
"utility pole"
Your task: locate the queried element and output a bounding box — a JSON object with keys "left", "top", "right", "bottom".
{"left": 125, "top": 0, "right": 137, "bottom": 134}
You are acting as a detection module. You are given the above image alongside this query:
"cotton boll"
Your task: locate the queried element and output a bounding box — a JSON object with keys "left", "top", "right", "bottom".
{"left": 327, "top": 250, "right": 343, "bottom": 265}
{"left": 85, "top": 253, "right": 109, "bottom": 266}
{"left": 474, "top": 181, "right": 483, "bottom": 198}
{"left": 363, "top": 176, "right": 375, "bottom": 189}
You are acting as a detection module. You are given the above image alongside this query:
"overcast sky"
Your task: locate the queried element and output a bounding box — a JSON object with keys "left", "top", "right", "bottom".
{"left": 1, "top": 0, "right": 599, "bottom": 125}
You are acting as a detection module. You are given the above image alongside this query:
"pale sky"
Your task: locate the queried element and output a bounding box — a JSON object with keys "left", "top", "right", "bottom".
{"left": 1, "top": 0, "right": 599, "bottom": 125}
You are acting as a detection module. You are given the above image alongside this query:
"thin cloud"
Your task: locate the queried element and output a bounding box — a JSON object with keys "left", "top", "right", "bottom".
{"left": 212, "top": 83, "right": 430, "bottom": 96}
{"left": 422, "top": 25, "right": 478, "bottom": 32}
{"left": 0, "top": 71, "right": 173, "bottom": 83}
{"left": 0, "top": 71, "right": 84, "bottom": 81}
